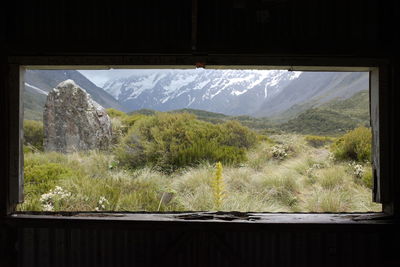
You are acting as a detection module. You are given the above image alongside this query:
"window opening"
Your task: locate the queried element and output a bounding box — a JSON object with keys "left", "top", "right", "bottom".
{"left": 17, "top": 67, "right": 382, "bottom": 213}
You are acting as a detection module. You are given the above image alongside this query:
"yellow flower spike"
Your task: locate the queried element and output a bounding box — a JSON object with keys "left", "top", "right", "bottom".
{"left": 211, "top": 161, "right": 225, "bottom": 210}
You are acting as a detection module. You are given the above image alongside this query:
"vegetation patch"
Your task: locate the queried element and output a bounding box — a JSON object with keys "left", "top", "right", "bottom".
{"left": 115, "top": 113, "right": 257, "bottom": 172}
{"left": 20, "top": 108, "right": 380, "bottom": 213}
{"left": 23, "top": 120, "right": 44, "bottom": 151}
{"left": 331, "top": 126, "right": 372, "bottom": 162}
{"left": 304, "top": 135, "right": 334, "bottom": 148}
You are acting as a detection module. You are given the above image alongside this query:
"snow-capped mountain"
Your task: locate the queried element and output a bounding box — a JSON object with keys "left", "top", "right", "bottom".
{"left": 254, "top": 71, "right": 369, "bottom": 118}
{"left": 103, "top": 69, "right": 368, "bottom": 118}
{"left": 103, "top": 69, "right": 302, "bottom": 116}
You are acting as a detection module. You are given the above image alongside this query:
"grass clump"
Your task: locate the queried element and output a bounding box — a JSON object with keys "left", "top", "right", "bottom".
{"left": 254, "top": 171, "right": 300, "bottom": 208}
{"left": 306, "top": 188, "right": 353, "bottom": 212}
{"left": 171, "top": 164, "right": 214, "bottom": 210}
{"left": 317, "top": 167, "right": 346, "bottom": 190}
{"left": 331, "top": 126, "right": 371, "bottom": 162}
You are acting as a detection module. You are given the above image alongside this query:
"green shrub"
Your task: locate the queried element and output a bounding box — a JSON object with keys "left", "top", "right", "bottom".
{"left": 110, "top": 117, "right": 125, "bottom": 144}
{"left": 121, "top": 114, "right": 146, "bottom": 128}
{"left": 331, "top": 126, "right": 372, "bottom": 162}
{"left": 106, "top": 108, "right": 126, "bottom": 118}
{"left": 362, "top": 167, "right": 373, "bottom": 189}
{"left": 107, "top": 109, "right": 147, "bottom": 144}
{"left": 24, "top": 160, "right": 74, "bottom": 195}
{"left": 305, "top": 135, "right": 334, "bottom": 148}
{"left": 218, "top": 120, "right": 258, "bottom": 149}
{"left": 115, "top": 113, "right": 257, "bottom": 172}
{"left": 23, "top": 120, "right": 44, "bottom": 150}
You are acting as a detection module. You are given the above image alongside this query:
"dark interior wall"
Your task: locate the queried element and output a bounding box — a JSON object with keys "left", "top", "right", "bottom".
{"left": 1, "top": 0, "right": 400, "bottom": 266}
{"left": 3, "top": 0, "right": 193, "bottom": 54}
{"left": 2, "top": 0, "right": 397, "bottom": 56}
{"left": 2, "top": 219, "right": 400, "bottom": 267}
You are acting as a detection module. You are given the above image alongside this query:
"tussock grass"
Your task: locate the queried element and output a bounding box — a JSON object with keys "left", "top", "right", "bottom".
{"left": 317, "top": 167, "right": 347, "bottom": 190}
{"left": 171, "top": 164, "right": 214, "bottom": 211}
{"left": 19, "top": 133, "right": 381, "bottom": 213}
{"left": 305, "top": 187, "right": 353, "bottom": 212}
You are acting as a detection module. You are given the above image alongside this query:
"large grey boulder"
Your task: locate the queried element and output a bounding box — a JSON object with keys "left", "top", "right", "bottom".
{"left": 43, "top": 79, "right": 112, "bottom": 153}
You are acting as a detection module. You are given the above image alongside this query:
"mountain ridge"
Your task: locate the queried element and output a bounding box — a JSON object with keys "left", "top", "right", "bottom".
{"left": 103, "top": 70, "right": 368, "bottom": 119}
{"left": 24, "top": 70, "right": 125, "bottom": 120}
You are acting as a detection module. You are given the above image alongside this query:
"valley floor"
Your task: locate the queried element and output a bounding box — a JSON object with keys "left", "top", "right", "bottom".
{"left": 19, "top": 134, "right": 381, "bottom": 213}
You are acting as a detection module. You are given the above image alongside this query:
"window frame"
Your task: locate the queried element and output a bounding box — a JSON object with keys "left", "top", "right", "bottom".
{"left": 4, "top": 55, "right": 392, "bottom": 220}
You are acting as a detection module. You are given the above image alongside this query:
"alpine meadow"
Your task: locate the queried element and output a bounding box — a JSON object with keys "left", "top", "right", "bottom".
{"left": 19, "top": 69, "right": 381, "bottom": 213}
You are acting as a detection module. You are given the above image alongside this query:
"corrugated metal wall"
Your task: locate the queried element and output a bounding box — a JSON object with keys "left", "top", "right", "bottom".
{"left": 7, "top": 222, "right": 395, "bottom": 267}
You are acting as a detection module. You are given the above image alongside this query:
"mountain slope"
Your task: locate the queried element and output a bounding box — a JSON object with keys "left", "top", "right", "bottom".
{"left": 103, "top": 69, "right": 301, "bottom": 116}
{"left": 24, "top": 70, "right": 125, "bottom": 120}
{"left": 103, "top": 69, "right": 368, "bottom": 119}
{"left": 255, "top": 72, "right": 369, "bottom": 119}
{"left": 279, "top": 90, "right": 370, "bottom": 135}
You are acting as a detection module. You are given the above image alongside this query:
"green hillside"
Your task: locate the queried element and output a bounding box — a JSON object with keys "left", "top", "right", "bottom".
{"left": 130, "top": 108, "right": 275, "bottom": 130}
{"left": 320, "top": 90, "right": 369, "bottom": 122}
{"left": 170, "top": 108, "right": 228, "bottom": 119}
{"left": 280, "top": 108, "right": 362, "bottom": 135}
{"left": 129, "top": 108, "right": 159, "bottom": 116}
{"left": 171, "top": 109, "right": 275, "bottom": 130}
{"left": 279, "top": 90, "right": 369, "bottom": 135}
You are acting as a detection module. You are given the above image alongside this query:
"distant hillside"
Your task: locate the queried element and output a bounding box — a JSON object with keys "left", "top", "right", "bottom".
{"left": 279, "top": 90, "right": 370, "bottom": 135}
{"left": 258, "top": 72, "right": 369, "bottom": 120}
{"left": 131, "top": 89, "right": 370, "bottom": 136}
{"left": 320, "top": 90, "right": 369, "bottom": 122}
{"left": 129, "top": 109, "right": 159, "bottom": 116}
{"left": 166, "top": 90, "right": 370, "bottom": 136}
{"left": 130, "top": 108, "right": 274, "bottom": 131}
{"left": 24, "top": 70, "right": 124, "bottom": 120}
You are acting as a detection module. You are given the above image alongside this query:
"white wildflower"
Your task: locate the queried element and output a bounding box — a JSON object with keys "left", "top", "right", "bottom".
{"left": 95, "top": 196, "right": 109, "bottom": 211}
{"left": 271, "top": 145, "right": 288, "bottom": 160}
{"left": 42, "top": 203, "right": 54, "bottom": 211}
{"left": 40, "top": 186, "right": 72, "bottom": 211}
{"left": 353, "top": 164, "right": 364, "bottom": 179}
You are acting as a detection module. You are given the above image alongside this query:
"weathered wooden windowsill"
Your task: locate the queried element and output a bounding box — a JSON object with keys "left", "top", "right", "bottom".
{"left": 8, "top": 212, "right": 392, "bottom": 225}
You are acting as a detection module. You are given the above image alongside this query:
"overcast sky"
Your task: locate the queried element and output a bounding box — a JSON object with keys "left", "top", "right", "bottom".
{"left": 78, "top": 69, "right": 153, "bottom": 87}
{"left": 78, "top": 69, "right": 187, "bottom": 88}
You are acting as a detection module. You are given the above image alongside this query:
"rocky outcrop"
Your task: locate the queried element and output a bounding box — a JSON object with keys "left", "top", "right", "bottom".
{"left": 43, "top": 80, "right": 112, "bottom": 153}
